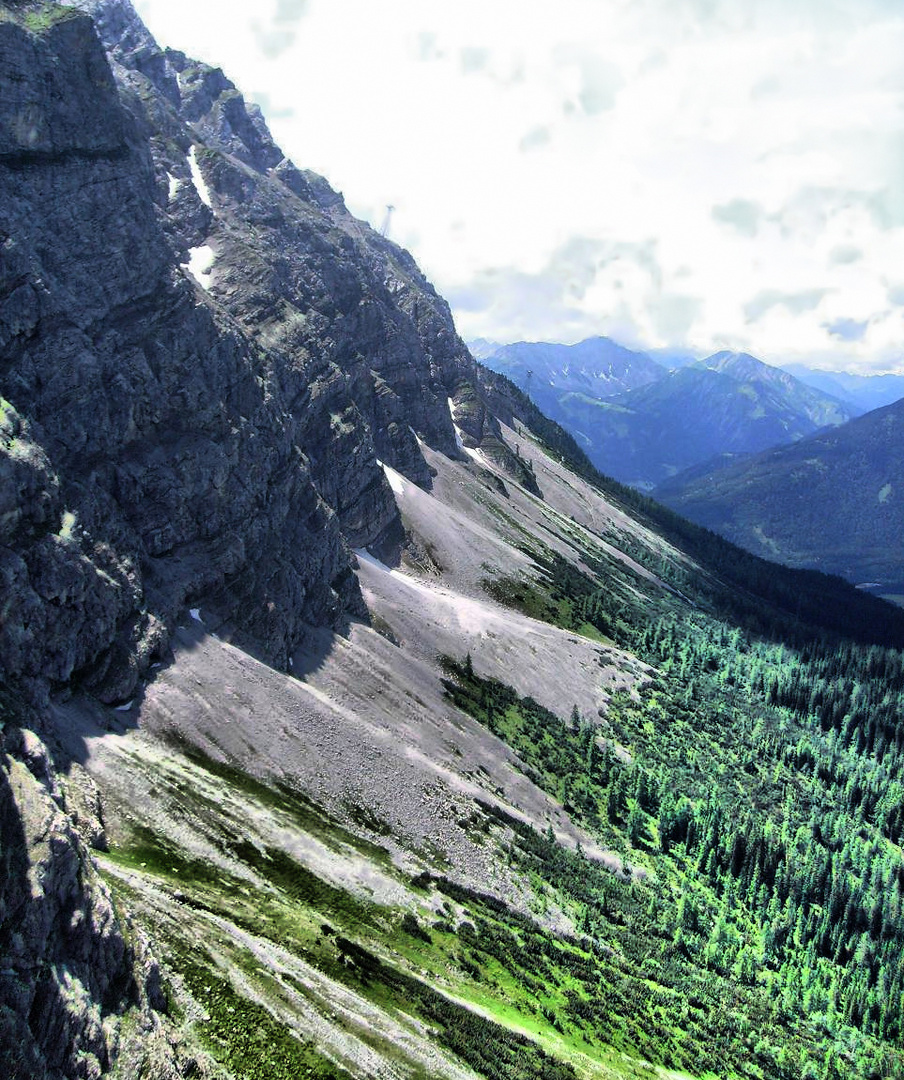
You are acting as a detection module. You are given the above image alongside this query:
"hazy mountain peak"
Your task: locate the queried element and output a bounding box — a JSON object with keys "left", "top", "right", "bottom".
{"left": 697, "top": 350, "right": 776, "bottom": 379}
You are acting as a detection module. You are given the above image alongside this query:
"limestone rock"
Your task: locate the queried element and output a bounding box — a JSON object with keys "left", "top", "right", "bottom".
{"left": 0, "top": 728, "right": 185, "bottom": 1080}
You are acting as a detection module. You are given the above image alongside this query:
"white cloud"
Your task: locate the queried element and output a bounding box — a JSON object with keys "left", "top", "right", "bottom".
{"left": 133, "top": 0, "right": 904, "bottom": 370}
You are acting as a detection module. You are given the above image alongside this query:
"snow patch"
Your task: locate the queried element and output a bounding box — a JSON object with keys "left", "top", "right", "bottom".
{"left": 353, "top": 547, "right": 393, "bottom": 574}
{"left": 381, "top": 461, "right": 406, "bottom": 496}
{"left": 182, "top": 245, "right": 215, "bottom": 291}
{"left": 187, "top": 145, "right": 213, "bottom": 208}
{"left": 114, "top": 700, "right": 134, "bottom": 713}
{"left": 446, "top": 399, "right": 483, "bottom": 464}
{"left": 189, "top": 608, "right": 203, "bottom": 623}
{"left": 167, "top": 172, "right": 182, "bottom": 201}
{"left": 408, "top": 425, "right": 424, "bottom": 446}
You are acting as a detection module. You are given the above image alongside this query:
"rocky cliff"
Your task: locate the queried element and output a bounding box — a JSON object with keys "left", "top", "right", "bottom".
{"left": 0, "top": 0, "right": 520, "bottom": 710}
{"left": 0, "top": 687, "right": 200, "bottom": 1080}
{"left": 0, "top": 2, "right": 525, "bottom": 1074}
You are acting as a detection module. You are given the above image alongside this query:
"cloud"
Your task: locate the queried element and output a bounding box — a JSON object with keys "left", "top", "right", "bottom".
{"left": 744, "top": 288, "right": 829, "bottom": 323}
{"left": 772, "top": 184, "right": 904, "bottom": 239}
{"left": 828, "top": 244, "right": 862, "bottom": 265}
{"left": 577, "top": 58, "right": 623, "bottom": 115}
{"left": 866, "top": 187, "right": 904, "bottom": 231}
{"left": 825, "top": 317, "right": 869, "bottom": 341}
{"left": 460, "top": 47, "right": 490, "bottom": 74}
{"left": 447, "top": 235, "right": 698, "bottom": 347}
{"left": 249, "top": 90, "right": 294, "bottom": 120}
{"left": 648, "top": 293, "right": 704, "bottom": 340}
{"left": 252, "top": 0, "right": 308, "bottom": 59}
{"left": 416, "top": 32, "right": 440, "bottom": 61}
{"left": 553, "top": 46, "right": 624, "bottom": 116}
{"left": 518, "top": 125, "right": 551, "bottom": 152}
{"left": 712, "top": 198, "right": 763, "bottom": 237}
{"left": 888, "top": 285, "right": 904, "bottom": 307}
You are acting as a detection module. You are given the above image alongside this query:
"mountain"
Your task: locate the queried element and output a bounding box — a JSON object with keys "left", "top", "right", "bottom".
{"left": 5, "top": 4, "right": 904, "bottom": 1080}
{"left": 466, "top": 337, "right": 502, "bottom": 360}
{"left": 782, "top": 362, "right": 904, "bottom": 413}
{"left": 656, "top": 396, "right": 904, "bottom": 596}
{"left": 556, "top": 350, "right": 859, "bottom": 489}
{"left": 647, "top": 345, "right": 701, "bottom": 368}
{"left": 480, "top": 335, "right": 666, "bottom": 416}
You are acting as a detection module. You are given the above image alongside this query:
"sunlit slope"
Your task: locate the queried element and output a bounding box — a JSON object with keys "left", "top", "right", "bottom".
{"left": 45, "top": 407, "right": 904, "bottom": 1080}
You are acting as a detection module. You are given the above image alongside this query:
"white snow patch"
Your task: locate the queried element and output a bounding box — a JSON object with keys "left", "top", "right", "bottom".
{"left": 189, "top": 608, "right": 203, "bottom": 623}
{"left": 166, "top": 172, "right": 182, "bottom": 201}
{"left": 182, "top": 245, "right": 215, "bottom": 291}
{"left": 187, "top": 145, "right": 213, "bottom": 208}
{"left": 446, "top": 398, "right": 483, "bottom": 464}
{"left": 408, "top": 425, "right": 424, "bottom": 446}
{"left": 381, "top": 461, "right": 406, "bottom": 496}
{"left": 353, "top": 547, "right": 393, "bottom": 573}
{"left": 114, "top": 700, "right": 134, "bottom": 712}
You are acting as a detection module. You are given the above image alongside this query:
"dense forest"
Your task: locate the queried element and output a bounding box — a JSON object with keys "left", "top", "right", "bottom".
{"left": 441, "top": 404, "right": 904, "bottom": 1076}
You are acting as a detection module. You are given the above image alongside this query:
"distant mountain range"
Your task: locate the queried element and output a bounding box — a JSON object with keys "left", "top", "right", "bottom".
{"left": 656, "top": 396, "right": 904, "bottom": 596}
{"left": 478, "top": 340, "right": 859, "bottom": 489}
{"left": 476, "top": 335, "right": 666, "bottom": 404}
{"left": 781, "top": 363, "right": 904, "bottom": 413}
{"left": 466, "top": 337, "right": 503, "bottom": 360}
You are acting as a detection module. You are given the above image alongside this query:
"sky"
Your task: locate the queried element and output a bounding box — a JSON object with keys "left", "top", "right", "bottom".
{"left": 133, "top": 0, "right": 904, "bottom": 372}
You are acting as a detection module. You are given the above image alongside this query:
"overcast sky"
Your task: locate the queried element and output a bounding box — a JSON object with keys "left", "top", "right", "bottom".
{"left": 133, "top": 0, "right": 904, "bottom": 371}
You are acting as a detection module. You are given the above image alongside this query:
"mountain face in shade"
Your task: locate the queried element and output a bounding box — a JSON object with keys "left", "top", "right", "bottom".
{"left": 0, "top": 0, "right": 532, "bottom": 704}
{"left": 656, "top": 395, "right": 904, "bottom": 593}
{"left": 547, "top": 349, "right": 858, "bottom": 489}
{"left": 479, "top": 336, "right": 666, "bottom": 458}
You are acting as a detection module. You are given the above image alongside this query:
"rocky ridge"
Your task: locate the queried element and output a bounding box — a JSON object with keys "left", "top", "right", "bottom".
{"left": 0, "top": 1, "right": 531, "bottom": 1074}
{"left": 0, "top": 0, "right": 524, "bottom": 713}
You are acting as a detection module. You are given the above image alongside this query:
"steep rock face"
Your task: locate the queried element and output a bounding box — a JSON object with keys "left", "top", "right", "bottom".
{"left": 0, "top": 7, "right": 523, "bottom": 1076}
{"left": 0, "top": 720, "right": 190, "bottom": 1080}
{"left": 0, "top": 6, "right": 354, "bottom": 697}
{"left": 0, "top": 0, "right": 495, "bottom": 703}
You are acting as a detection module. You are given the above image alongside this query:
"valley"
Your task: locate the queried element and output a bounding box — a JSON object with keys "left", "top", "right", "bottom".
{"left": 655, "top": 397, "right": 904, "bottom": 599}
{"left": 479, "top": 345, "right": 859, "bottom": 490}
{"left": 2, "top": 4, "right": 904, "bottom": 1080}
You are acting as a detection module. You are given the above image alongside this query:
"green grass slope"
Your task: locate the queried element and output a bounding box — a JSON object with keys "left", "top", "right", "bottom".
{"left": 75, "top": 374, "right": 904, "bottom": 1080}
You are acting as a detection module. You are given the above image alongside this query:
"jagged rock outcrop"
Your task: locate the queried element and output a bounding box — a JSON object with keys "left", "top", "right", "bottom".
{"left": 0, "top": 709, "right": 195, "bottom": 1080}
{"left": 0, "top": 4, "right": 533, "bottom": 1076}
